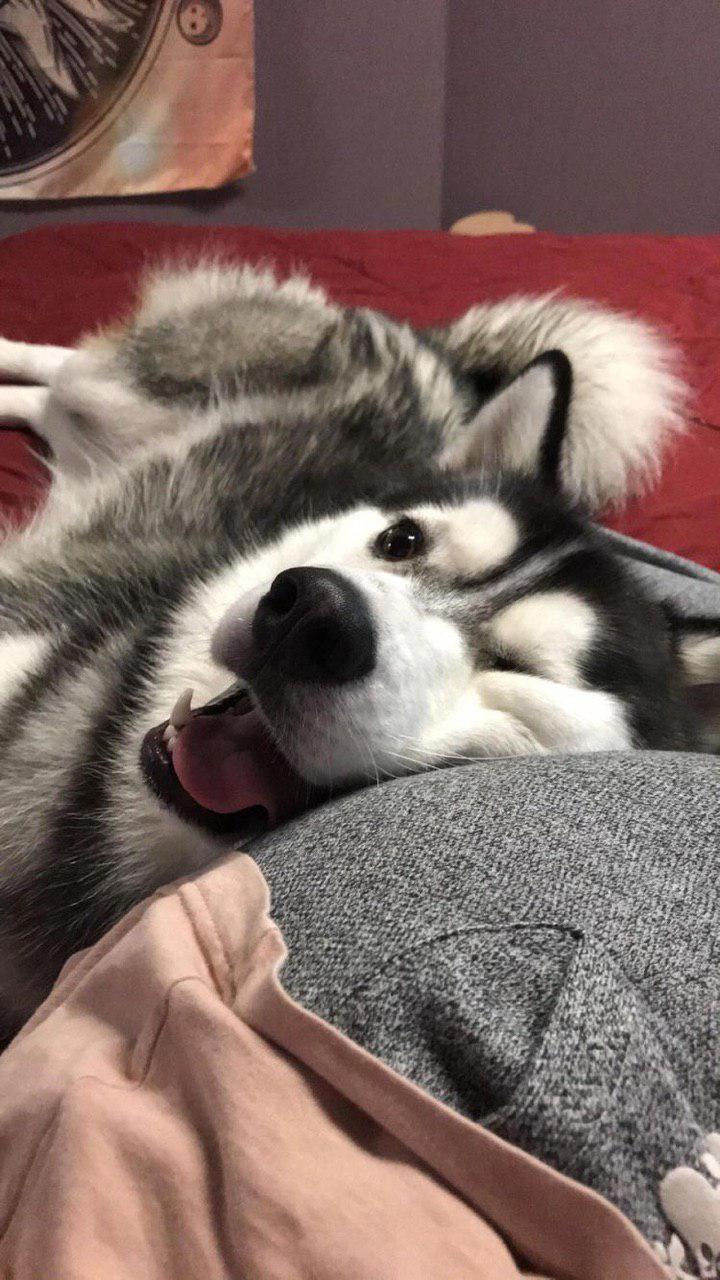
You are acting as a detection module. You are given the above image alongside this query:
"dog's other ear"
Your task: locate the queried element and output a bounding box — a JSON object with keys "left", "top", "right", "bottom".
{"left": 430, "top": 294, "right": 686, "bottom": 511}
{"left": 441, "top": 350, "right": 573, "bottom": 492}
{"left": 673, "top": 618, "right": 720, "bottom": 751}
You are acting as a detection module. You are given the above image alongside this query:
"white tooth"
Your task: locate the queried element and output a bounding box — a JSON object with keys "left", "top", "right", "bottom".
{"left": 163, "top": 723, "right": 178, "bottom": 752}
{"left": 170, "top": 687, "right": 194, "bottom": 730}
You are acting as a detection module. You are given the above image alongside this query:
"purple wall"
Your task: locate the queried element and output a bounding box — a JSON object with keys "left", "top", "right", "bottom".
{"left": 444, "top": 0, "right": 720, "bottom": 233}
{"left": 0, "top": 0, "right": 447, "bottom": 237}
{"left": 1, "top": 1, "right": 719, "bottom": 237}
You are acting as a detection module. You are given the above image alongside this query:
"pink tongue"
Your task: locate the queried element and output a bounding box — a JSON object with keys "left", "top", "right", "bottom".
{"left": 171, "top": 712, "right": 305, "bottom": 824}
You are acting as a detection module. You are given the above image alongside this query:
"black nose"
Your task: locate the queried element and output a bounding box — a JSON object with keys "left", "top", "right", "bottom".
{"left": 252, "top": 568, "right": 376, "bottom": 684}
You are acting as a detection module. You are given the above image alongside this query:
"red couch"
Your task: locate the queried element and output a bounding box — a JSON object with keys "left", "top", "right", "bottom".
{"left": 1, "top": 223, "right": 718, "bottom": 568}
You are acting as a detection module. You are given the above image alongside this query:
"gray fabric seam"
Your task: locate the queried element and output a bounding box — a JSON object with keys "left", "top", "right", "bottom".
{"left": 330, "top": 920, "right": 584, "bottom": 1019}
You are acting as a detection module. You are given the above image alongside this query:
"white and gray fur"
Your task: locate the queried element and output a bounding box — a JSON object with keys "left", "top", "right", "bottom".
{"left": 0, "top": 262, "right": 715, "bottom": 1041}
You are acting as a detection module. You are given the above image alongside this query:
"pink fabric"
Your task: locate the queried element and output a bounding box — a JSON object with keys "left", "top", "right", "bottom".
{"left": 0, "top": 855, "right": 665, "bottom": 1280}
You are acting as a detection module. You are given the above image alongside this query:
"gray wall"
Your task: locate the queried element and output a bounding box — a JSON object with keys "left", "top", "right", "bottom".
{"left": 443, "top": 0, "right": 720, "bottom": 234}
{"left": 1, "top": 0, "right": 719, "bottom": 238}
{"left": 0, "top": 0, "right": 447, "bottom": 238}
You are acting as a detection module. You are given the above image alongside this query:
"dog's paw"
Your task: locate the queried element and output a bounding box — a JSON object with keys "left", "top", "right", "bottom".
{"left": 478, "top": 669, "right": 632, "bottom": 753}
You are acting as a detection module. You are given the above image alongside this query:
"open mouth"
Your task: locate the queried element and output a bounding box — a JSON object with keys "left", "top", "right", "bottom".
{"left": 140, "top": 682, "right": 321, "bottom": 840}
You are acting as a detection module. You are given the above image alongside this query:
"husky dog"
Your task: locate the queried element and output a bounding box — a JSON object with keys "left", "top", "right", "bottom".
{"left": 0, "top": 263, "right": 717, "bottom": 1040}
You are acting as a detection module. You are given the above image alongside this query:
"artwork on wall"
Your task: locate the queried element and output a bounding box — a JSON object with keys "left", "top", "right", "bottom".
{"left": 0, "top": 1, "right": 254, "bottom": 199}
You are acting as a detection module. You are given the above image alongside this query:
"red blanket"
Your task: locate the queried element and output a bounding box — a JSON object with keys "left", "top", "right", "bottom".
{"left": 1, "top": 223, "right": 718, "bottom": 567}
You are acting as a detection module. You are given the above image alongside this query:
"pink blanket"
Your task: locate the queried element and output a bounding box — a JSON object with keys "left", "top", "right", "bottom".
{"left": 0, "top": 855, "right": 665, "bottom": 1279}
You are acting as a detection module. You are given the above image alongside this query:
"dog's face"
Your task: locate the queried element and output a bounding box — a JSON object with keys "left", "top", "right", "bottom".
{"left": 140, "top": 352, "right": 647, "bottom": 838}
{"left": 208, "top": 491, "right": 613, "bottom": 780}
{"left": 139, "top": 346, "right": 720, "bottom": 842}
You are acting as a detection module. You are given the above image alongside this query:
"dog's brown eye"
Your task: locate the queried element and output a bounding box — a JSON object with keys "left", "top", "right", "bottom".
{"left": 375, "top": 519, "right": 425, "bottom": 561}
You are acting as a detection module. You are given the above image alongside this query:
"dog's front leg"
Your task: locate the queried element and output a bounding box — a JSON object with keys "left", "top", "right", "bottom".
{"left": 479, "top": 671, "right": 632, "bottom": 754}
{"left": 0, "top": 343, "right": 192, "bottom": 481}
{"left": 0, "top": 337, "right": 74, "bottom": 386}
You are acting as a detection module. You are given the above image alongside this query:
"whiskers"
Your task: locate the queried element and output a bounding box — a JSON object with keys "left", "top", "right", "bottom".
{"left": 383, "top": 729, "right": 479, "bottom": 773}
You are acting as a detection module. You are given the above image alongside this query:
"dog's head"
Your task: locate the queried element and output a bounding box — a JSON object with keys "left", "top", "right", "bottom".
{"left": 140, "top": 349, "right": 719, "bottom": 841}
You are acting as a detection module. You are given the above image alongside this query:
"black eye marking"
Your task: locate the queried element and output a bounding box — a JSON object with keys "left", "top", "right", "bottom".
{"left": 488, "top": 652, "right": 529, "bottom": 674}
{"left": 374, "top": 518, "right": 426, "bottom": 562}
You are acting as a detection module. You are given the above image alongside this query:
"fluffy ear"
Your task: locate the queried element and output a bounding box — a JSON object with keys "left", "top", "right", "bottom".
{"left": 431, "top": 293, "right": 686, "bottom": 512}
{"left": 441, "top": 350, "right": 573, "bottom": 490}
{"left": 674, "top": 618, "right": 720, "bottom": 751}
